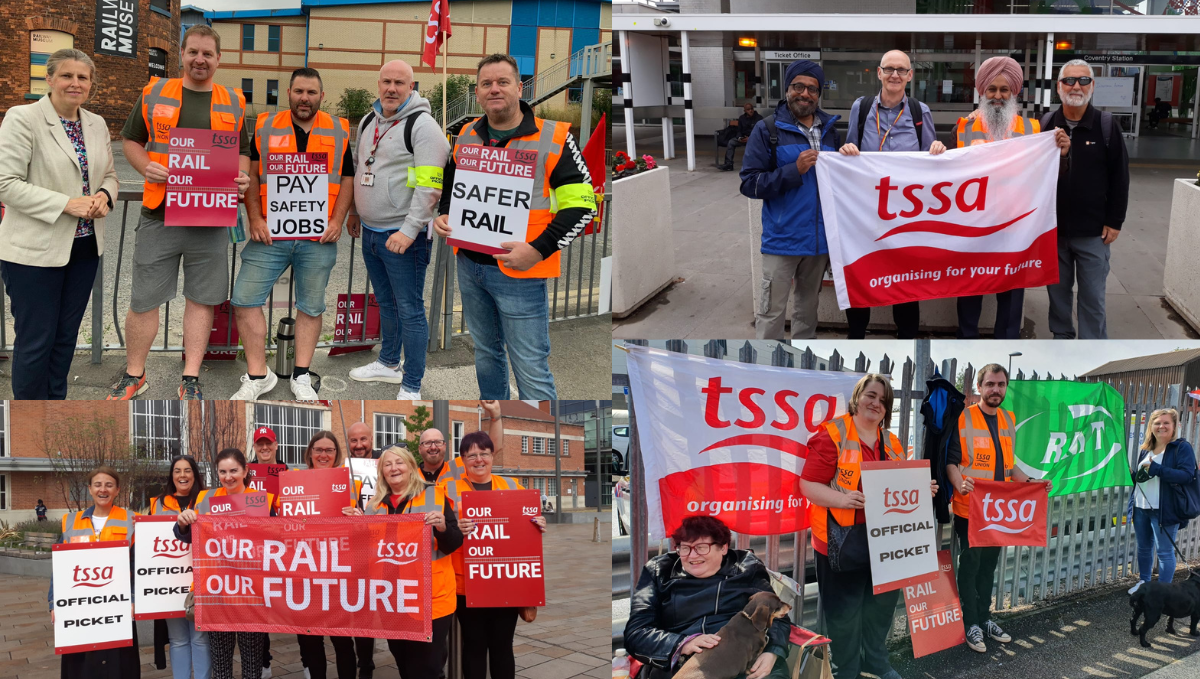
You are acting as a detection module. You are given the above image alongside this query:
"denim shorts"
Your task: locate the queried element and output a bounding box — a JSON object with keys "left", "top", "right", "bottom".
{"left": 230, "top": 239, "right": 337, "bottom": 316}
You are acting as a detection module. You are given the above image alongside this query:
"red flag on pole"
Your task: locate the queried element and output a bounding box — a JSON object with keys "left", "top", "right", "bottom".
{"left": 422, "top": 0, "right": 452, "bottom": 69}
{"left": 581, "top": 113, "right": 606, "bottom": 235}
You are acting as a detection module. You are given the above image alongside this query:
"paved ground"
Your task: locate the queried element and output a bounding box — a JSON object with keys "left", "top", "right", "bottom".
{"left": 612, "top": 126, "right": 1200, "bottom": 341}
{"left": 0, "top": 523, "right": 609, "bottom": 679}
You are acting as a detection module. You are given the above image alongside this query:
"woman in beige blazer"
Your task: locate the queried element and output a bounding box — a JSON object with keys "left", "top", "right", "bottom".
{"left": 0, "top": 49, "right": 119, "bottom": 399}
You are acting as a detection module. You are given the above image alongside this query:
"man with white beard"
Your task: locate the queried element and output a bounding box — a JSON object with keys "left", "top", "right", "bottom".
{"left": 953, "top": 56, "right": 1070, "bottom": 339}
{"left": 1040, "top": 59, "right": 1129, "bottom": 340}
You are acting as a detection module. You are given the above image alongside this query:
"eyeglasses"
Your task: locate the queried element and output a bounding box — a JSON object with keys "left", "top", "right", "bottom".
{"left": 677, "top": 542, "right": 716, "bottom": 557}
{"left": 787, "top": 83, "right": 821, "bottom": 96}
{"left": 311, "top": 447, "right": 338, "bottom": 454}
{"left": 1059, "top": 76, "right": 1093, "bottom": 87}
{"left": 463, "top": 452, "right": 493, "bottom": 462}
{"left": 421, "top": 440, "right": 445, "bottom": 447}
{"left": 880, "top": 67, "right": 911, "bottom": 76}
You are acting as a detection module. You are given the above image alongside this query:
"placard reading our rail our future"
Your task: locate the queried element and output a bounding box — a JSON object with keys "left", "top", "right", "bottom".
{"left": 446, "top": 145, "right": 536, "bottom": 255}
{"left": 460, "top": 489, "right": 545, "bottom": 608}
{"left": 165, "top": 128, "right": 239, "bottom": 227}
{"left": 266, "top": 152, "right": 329, "bottom": 240}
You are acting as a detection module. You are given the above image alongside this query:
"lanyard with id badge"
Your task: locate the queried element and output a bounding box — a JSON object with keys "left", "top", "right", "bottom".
{"left": 361, "top": 119, "right": 399, "bottom": 187}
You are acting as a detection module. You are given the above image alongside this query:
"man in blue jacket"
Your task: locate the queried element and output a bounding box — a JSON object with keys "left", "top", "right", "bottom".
{"left": 740, "top": 60, "right": 839, "bottom": 340}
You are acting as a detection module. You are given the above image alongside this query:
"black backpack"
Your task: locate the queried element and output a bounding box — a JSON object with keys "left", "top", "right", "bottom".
{"left": 853, "top": 95, "right": 927, "bottom": 151}
{"left": 761, "top": 114, "right": 827, "bottom": 171}
{"left": 358, "top": 108, "right": 427, "bottom": 154}
{"left": 1040, "top": 108, "right": 1114, "bottom": 150}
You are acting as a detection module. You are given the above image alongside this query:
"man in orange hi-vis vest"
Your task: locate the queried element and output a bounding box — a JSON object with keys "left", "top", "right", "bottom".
{"left": 114, "top": 25, "right": 252, "bottom": 401}
{"left": 952, "top": 56, "right": 1070, "bottom": 342}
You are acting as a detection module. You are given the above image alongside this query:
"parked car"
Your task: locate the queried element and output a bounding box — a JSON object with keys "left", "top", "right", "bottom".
{"left": 612, "top": 425, "right": 630, "bottom": 475}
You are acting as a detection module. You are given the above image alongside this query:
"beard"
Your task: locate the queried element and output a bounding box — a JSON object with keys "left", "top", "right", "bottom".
{"left": 291, "top": 102, "right": 317, "bottom": 122}
{"left": 787, "top": 91, "right": 817, "bottom": 121}
{"left": 983, "top": 96, "right": 1019, "bottom": 141}
{"left": 1061, "top": 89, "right": 1092, "bottom": 107}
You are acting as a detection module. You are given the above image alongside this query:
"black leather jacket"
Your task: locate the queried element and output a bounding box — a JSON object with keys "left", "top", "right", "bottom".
{"left": 624, "top": 549, "right": 790, "bottom": 671}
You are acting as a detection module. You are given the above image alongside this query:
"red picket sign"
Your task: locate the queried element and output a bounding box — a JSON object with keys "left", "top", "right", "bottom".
{"left": 967, "top": 479, "right": 1050, "bottom": 548}
{"left": 193, "top": 515, "right": 432, "bottom": 640}
{"left": 329, "top": 294, "right": 380, "bottom": 356}
{"left": 904, "top": 550, "right": 965, "bottom": 658}
{"left": 207, "top": 491, "right": 272, "bottom": 517}
{"left": 248, "top": 464, "right": 289, "bottom": 498}
{"left": 279, "top": 468, "right": 354, "bottom": 518}
{"left": 461, "top": 489, "right": 546, "bottom": 608}
{"left": 165, "top": 128, "right": 239, "bottom": 227}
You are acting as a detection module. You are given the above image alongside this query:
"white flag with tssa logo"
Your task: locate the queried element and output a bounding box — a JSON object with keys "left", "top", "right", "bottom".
{"left": 815, "top": 132, "right": 1061, "bottom": 310}
{"left": 626, "top": 345, "right": 862, "bottom": 540}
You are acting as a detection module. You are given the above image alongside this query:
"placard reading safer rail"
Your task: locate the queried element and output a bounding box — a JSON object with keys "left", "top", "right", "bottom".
{"left": 267, "top": 152, "right": 329, "bottom": 240}
{"left": 446, "top": 145, "right": 536, "bottom": 255}
{"left": 165, "top": 128, "right": 239, "bottom": 227}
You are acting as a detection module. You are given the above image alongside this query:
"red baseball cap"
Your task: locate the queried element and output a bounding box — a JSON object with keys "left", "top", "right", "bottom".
{"left": 254, "top": 426, "right": 277, "bottom": 443}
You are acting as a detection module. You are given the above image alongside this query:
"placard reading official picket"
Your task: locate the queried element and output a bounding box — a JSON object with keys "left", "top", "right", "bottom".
{"left": 52, "top": 541, "right": 133, "bottom": 654}
{"left": 133, "top": 516, "right": 193, "bottom": 620}
{"left": 860, "top": 460, "right": 939, "bottom": 594}
{"left": 446, "top": 145, "right": 535, "bottom": 255}
{"left": 461, "top": 489, "right": 546, "bottom": 608}
{"left": 165, "top": 129, "right": 240, "bottom": 227}
{"left": 267, "top": 152, "right": 329, "bottom": 240}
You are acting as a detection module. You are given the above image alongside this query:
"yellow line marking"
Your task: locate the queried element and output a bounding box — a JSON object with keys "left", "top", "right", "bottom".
{"left": 1153, "top": 636, "right": 1192, "bottom": 647}
{"left": 1082, "top": 667, "right": 1116, "bottom": 677}
{"left": 1030, "top": 635, "right": 1045, "bottom": 643}
{"left": 1016, "top": 639, "right": 1034, "bottom": 649}
{"left": 1094, "top": 662, "right": 1132, "bottom": 674}
{"left": 1001, "top": 647, "right": 1017, "bottom": 656}
{"left": 1074, "top": 620, "right": 1092, "bottom": 626}
{"left": 1061, "top": 625, "right": 1077, "bottom": 632}
{"left": 1051, "top": 630, "right": 1068, "bottom": 638}
{"left": 1111, "top": 654, "right": 1160, "bottom": 669}
{"left": 1128, "top": 648, "right": 1177, "bottom": 662}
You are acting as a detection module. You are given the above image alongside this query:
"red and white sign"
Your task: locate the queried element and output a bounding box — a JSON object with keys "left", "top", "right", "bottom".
{"left": 165, "top": 128, "right": 239, "bottom": 227}
{"left": 266, "top": 152, "right": 329, "bottom": 241}
{"left": 329, "top": 293, "right": 381, "bottom": 356}
{"left": 208, "top": 491, "right": 272, "bottom": 517}
{"left": 447, "top": 145, "right": 536, "bottom": 255}
{"left": 967, "top": 479, "right": 1049, "bottom": 547}
{"left": 133, "top": 516, "right": 193, "bottom": 620}
{"left": 904, "top": 550, "right": 965, "bottom": 658}
{"left": 461, "top": 489, "right": 546, "bottom": 608}
{"left": 860, "top": 460, "right": 939, "bottom": 594}
{"left": 625, "top": 345, "right": 862, "bottom": 540}
{"left": 51, "top": 541, "right": 133, "bottom": 654}
{"left": 193, "top": 515, "right": 432, "bottom": 640}
{"left": 815, "top": 132, "right": 1061, "bottom": 310}
{"left": 248, "top": 463, "right": 289, "bottom": 498}
{"left": 279, "top": 468, "right": 354, "bottom": 517}
{"left": 345, "top": 457, "right": 378, "bottom": 508}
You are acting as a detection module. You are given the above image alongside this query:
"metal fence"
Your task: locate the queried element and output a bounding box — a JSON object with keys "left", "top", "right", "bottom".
{"left": 613, "top": 339, "right": 1200, "bottom": 645}
{"left": 0, "top": 190, "right": 611, "bottom": 361}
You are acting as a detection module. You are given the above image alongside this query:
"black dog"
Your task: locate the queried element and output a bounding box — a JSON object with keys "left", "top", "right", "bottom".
{"left": 1129, "top": 572, "right": 1200, "bottom": 647}
{"left": 674, "top": 591, "right": 791, "bottom": 679}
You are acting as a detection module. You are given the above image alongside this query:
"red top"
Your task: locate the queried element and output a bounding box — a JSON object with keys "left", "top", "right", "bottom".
{"left": 800, "top": 425, "right": 883, "bottom": 554}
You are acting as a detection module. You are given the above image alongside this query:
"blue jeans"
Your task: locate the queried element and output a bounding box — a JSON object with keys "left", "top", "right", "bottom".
{"left": 166, "top": 616, "right": 211, "bottom": 679}
{"left": 1133, "top": 506, "right": 1179, "bottom": 583}
{"left": 456, "top": 254, "right": 556, "bottom": 399}
{"left": 360, "top": 228, "right": 430, "bottom": 391}
{"left": 231, "top": 239, "right": 338, "bottom": 316}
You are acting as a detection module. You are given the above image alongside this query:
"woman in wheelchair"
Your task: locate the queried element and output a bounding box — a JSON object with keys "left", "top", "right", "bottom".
{"left": 623, "top": 516, "right": 791, "bottom": 679}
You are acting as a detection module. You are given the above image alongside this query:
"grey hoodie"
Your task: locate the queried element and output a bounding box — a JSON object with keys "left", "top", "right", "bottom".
{"left": 353, "top": 92, "right": 450, "bottom": 240}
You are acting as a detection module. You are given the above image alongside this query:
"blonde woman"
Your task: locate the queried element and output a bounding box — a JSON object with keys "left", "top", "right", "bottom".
{"left": 345, "top": 445, "right": 462, "bottom": 678}
{"left": 1127, "top": 408, "right": 1199, "bottom": 594}
{"left": 0, "top": 48, "right": 118, "bottom": 399}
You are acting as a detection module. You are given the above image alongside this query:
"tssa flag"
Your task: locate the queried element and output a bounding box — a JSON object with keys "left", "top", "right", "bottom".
{"left": 815, "top": 132, "right": 1061, "bottom": 309}
{"left": 1002, "top": 380, "right": 1130, "bottom": 496}
{"left": 967, "top": 479, "right": 1049, "bottom": 548}
{"left": 625, "top": 345, "right": 862, "bottom": 540}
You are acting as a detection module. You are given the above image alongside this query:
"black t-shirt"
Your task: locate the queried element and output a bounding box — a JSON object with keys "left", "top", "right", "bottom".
{"left": 947, "top": 410, "right": 1006, "bottom": 482}
{"left": 470, "top": 480, "right": 493, "bottom": 491}
{"left": 250, "top": 124, "right": 355, "bottom": 176}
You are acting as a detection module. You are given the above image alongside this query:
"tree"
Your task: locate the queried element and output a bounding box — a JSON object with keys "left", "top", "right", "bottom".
{"left": 338, "top": 87, "right": 374, "bottom": 123}
{"left": 43, "top": 415, "right": 164, "bottom": 512}
{"left": 426, "top": 75, "right": 474, "bottom": 124}
{"left": 404, "top": 406, "right": 434, "bottom": 464}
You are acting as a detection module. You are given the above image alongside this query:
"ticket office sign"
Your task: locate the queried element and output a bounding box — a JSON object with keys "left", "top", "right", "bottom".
{"left": 266, "top": 152, "right": 329, "bottom": 240}
{"left": 165, "top": 128, "right": 239, "bottom": 227}
{"left": 446, "top": 145, "right": 536, "bottom": 255}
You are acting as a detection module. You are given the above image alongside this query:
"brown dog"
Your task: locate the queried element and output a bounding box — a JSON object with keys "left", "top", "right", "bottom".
{"left": 673, "top": 591, "right": 792, "bottom": 679}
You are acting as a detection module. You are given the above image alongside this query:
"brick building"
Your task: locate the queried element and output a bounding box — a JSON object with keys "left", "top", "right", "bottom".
{"left": 0, "top": 400, "right": 584, "bottom": 523}
{"left": 0, "top": 0, "right": 181, "bottom": 139}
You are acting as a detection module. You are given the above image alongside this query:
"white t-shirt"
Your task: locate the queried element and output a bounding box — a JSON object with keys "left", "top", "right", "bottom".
{"left": 1134, "top": 449, "right": 1167, "bottom": 510}
{"left": 90, "top": 514, "right": 109, "bottom": 536}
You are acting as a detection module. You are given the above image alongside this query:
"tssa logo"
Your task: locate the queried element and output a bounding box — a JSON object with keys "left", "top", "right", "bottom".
{"left": 375, "top": 541, "right": 420, "bottom": 565}
{"left": 331, "top": 484, "right": 348, "bottom": 494}
{"left": 882, "top": 487, "right": 920, "bottom": 515}
{"left": 978, "top": 493, "right": 1036, "bottom": 533}
{"left": 72, "top": 565, "right": 114, "bottom": 588}
{"left": 152, "top": 536, "right": 190, "bottom": 559}
{"left": 521, "top": 506, "right": 540, "bottom": 517}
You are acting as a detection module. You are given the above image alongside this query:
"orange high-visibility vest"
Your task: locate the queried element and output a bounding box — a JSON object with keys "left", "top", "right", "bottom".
{"left": 442, "top": 474, "right": 523, "bottom": 595}
{"left": 150, "top": 495, "right": 187, "bottom": 516}
{"left": 364, "top": 484, "right": 457, "bottom": 619}
{"left": 62, "top": 506, "right": 136, "bottom": 543}
{"left": 808, "top": 414, "right": 908, "bottom": 546}
{"left": 955, "top": 115, "right": 1040, "bottom": 147}
{"left": 951, "top": 405, "right": 1016, "bottom": 519}
{"left": 254, "top": 110, "right": 350, "bottom": 221}
{"left": 139, "top": 77, "right": 246, "bottom": 209}
{"left": 428, "top": 457, "right": 465, "bottom": 485}
{"left": 451, "top": 117, "right": 576, "bottom": 279}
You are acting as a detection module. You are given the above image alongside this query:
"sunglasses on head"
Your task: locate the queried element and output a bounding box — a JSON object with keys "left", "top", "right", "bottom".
{"left": 1059, "top": 76, "right": 1093, "bottom": 86}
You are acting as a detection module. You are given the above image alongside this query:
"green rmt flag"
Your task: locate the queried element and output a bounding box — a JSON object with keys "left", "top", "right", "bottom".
{"left": 1001, "top": 381, "right": 1131, "bottom": 497}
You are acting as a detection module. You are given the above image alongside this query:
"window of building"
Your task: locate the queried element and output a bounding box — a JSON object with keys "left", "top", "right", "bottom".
{"left": 241, "top": 79, "right": 254, "bottom": 103}
{"left": 530, "top": 477, "right": 558, "bottom": 496}
{"left": 242, "top": 24, "right": 255, "bottom": 52}
{"left": 150, "top": 0, "right": 170, "bottom": 16}
{"left": 548, "top": 438, "right": 556, "bottom": 456}
{"left": 374, "top": 413, "right": 407, "bottom": 451}
{"left": 563, "top": 440, "right": 569, "bottom": 456}
{"left": 253, "top": 404, "right": 324, "bottom": 466}
{"left": 132, "top": 402, "right": 185, "bottom": 460}
{"left": 266, "top": 80, "right": 279, "bottom": 106}
{"left": 452, "top": 422, "right": 464, "bottom": 458}
{"left": 0, "top": 474, "right": 7, "bottom": 510}
{"left": 268, "top": 25, "right": 281, "bottom": 53}
{"left": 521, "top": 436, "right": 529, "bottom": 454}
{"left": 532, "top": 437, "right": 544, "bottom": 455}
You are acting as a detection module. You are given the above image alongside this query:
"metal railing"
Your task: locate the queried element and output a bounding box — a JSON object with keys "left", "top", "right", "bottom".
{"left": 0, "top": 190, "right": 610, "bottom": 361}
{"left": 613, "top": 340, "right": 1200, "bottom": 646}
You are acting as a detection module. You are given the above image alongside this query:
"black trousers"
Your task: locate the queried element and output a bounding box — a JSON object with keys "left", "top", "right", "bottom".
{"left": 355, "top": 637, "right": 376, "bottom": 673}
{"left": 954, "top": 516, "right": 1002, "bottom": 628}
{"left": 456, "top": 595, "right": 518, "bottom": 679}
{"left": 297, "top": 634, "right": 357, "bottom": 679}
{"left": 814, "top": 551, "right": 899, "bottom": 679}
{"left": 956, "top": 289, "right": 1025, "bottom": 339}
{"left": 210, "top": 631, "right": 266, "bottom": 679}
{"left": 262, "top": 635, "right": 271, "bottom": 668}
{"left": 386, "top": 614, "right": 452, "bottom": 679}
{"left": 0, "top": 233, "right": 99, "bottom": 398}
{"left": 845, "top": 301, "right": 920, "bottom": 339}
{"left": 61, "top": 618, "right": 140, "bottom": 679}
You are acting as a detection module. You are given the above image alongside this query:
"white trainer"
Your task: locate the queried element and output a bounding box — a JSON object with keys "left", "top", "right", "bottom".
{"left": 396, "top": 387, "right": 421, "bottom": 400}
{"left": 290, "top": 373, "right": 319, "bottom": 400}
{"left": 303, "top": 669, "right": 311, "bottom": 679}
{"left": 349, "top": 360, "right": 405, "bottom": 384}
{"left": 231, "top": 372, "right": 278, "bottom": 400}
{"left": 260, "top": 668, "right": 272, "bottom": 679}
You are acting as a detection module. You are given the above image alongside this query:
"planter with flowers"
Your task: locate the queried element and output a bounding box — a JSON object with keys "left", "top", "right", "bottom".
{"left": 613, "top": 153, "right": 674, "bottom": 319}
{"left": 1163, "top": 173, "right": 1200, "bottom": 333}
